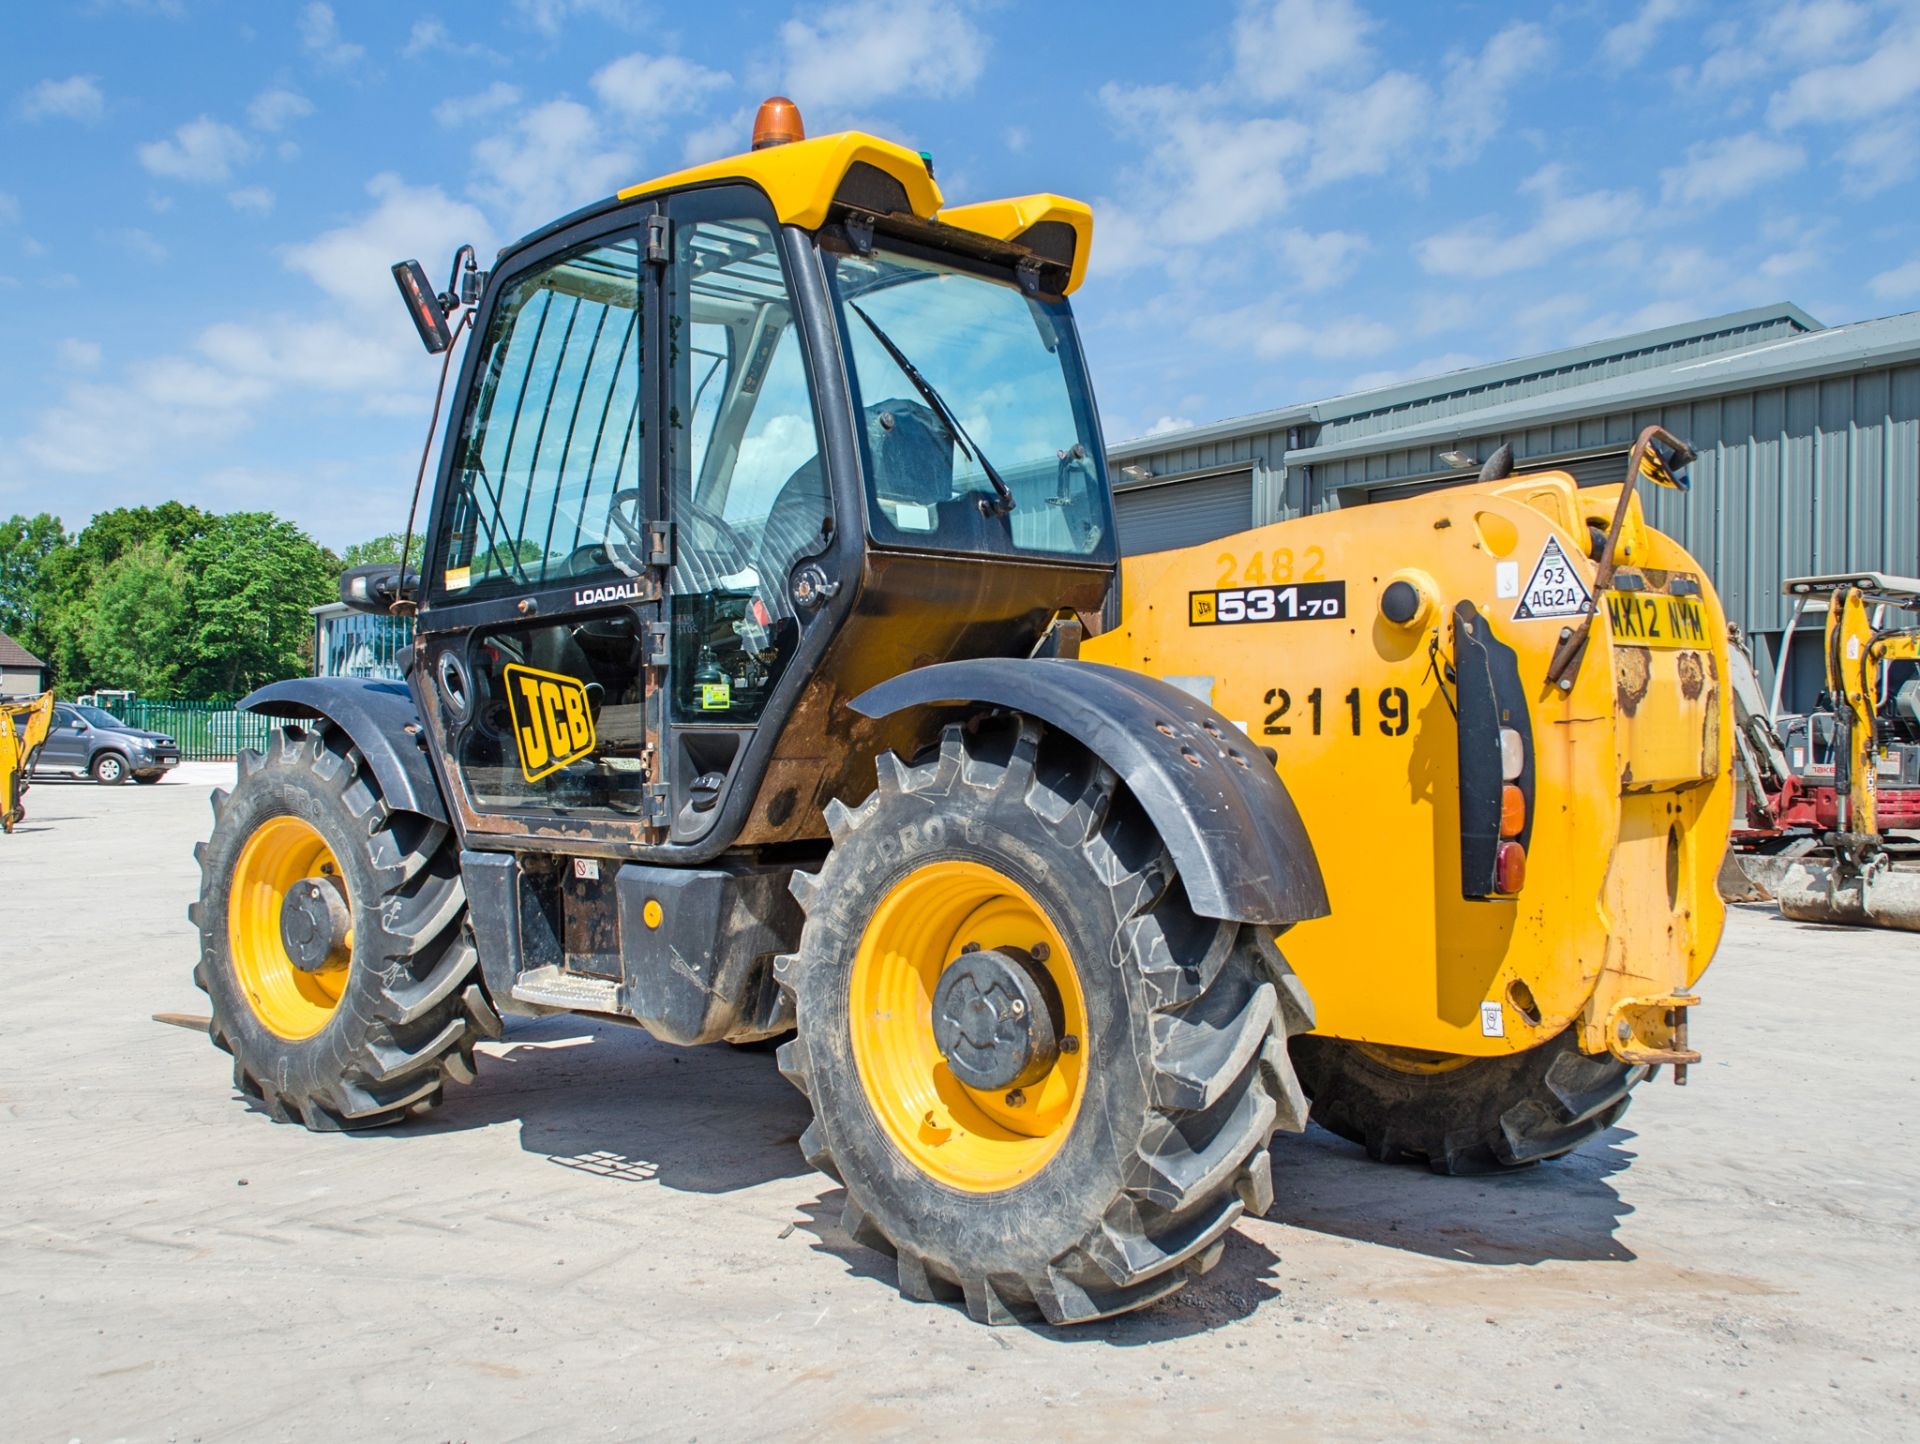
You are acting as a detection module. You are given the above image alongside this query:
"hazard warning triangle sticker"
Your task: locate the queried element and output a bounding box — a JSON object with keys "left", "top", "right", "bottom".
{"left": 1511, "top": 535, "right": 1593, "bottom": 620}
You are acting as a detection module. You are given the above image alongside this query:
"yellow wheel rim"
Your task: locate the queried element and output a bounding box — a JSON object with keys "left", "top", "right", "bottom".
{"left": 227, "top": 815, "right": 352, "bottom": 1041}
{"left": 849, "top": 861, "right": 1088, "bottom": 1194}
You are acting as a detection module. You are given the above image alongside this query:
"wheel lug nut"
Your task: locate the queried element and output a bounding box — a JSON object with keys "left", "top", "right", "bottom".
{"left": 1007, "top": 999, "right": 1026, "bottom": 1019}
{"left": 1031, "top": 943, "right": 1050, "bottom": 962}
{"left": 1004, "top": 1089, "right": 1026, "bottom": 1108}
{"left": 1060, "top": 1034, "right": 1080, "bottom": 1054}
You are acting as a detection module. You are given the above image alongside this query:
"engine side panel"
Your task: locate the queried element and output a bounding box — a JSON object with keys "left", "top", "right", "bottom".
{"left": 1084, "top": 472, "right": 1732, "bottom": 1058}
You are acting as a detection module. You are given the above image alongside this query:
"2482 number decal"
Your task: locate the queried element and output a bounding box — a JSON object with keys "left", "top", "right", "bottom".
{"left": 1190, "top": 580, "right": 1346, "bottom": 626}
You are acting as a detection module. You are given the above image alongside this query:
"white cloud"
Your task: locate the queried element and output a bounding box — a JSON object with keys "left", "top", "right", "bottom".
{"left": 1435, "top": 22, "right": 1552, "bottom": 165}
{"left": 1144, "top": 415, "right": 1197, "bottom": 437}
{"left": 56, "top": 339, "right": 102, "bottom": 371}
{"left": 1659, "top": 132, "right": 1805, "bottom": 207}
{"left": 247, "top": 88, "right": 313, "bottom": 132}
{"left": 403, "top": 18, "right": 503, "bottom": 61}
{"left": 1205, "top": 298, "right": 1396, "bottom": 363}
{"left": 1839, "top": 120, "right": 1917, "bottom": 197}
{"left": 592, "top": 53, "right": 731, "bottom": 117}
{"left": 1604, "top": 0, "right": 1689, "bottom": 66}
{"left": 1768, "top": 20, "right": 1920, "bottom": 127}
{"left": 434, "top": 83, "right": 522, "bottom": 129}
{"left": 1095, "top": 82, "right": 1309, "bottom": 272}
{"left": 1308, "top": 71, "right": 1427, "bottom": 184}
{"left": 1233, "top": 0, "right": 1374, "bottom": 102}
{"left": 1695, "top": 0, "right": 1874, "bottom": 89}
{"left": 138, "top": 116, "right": 255, "bottom": 183}
{"left": 470, "top": 100, "right": 636, "bottom": 236}
{"left": 283, "top": 172, "right": 496, "bottom": 317}
{"left": 1870, "top": 258, "right": 1920, "bottom": 301}
{"left": 299, "top": 3, "right": 366, "bottom": 68}
{"left": 0, "top": 192, "right": 19, "bottom": 226}
{"left": 227, "top": 186, "right": 275, "bottom": 214}
{"left": 512, "top": 0, "right": 642, "bottom": 36}
{"left": 679, "top": 106, "right": 755, "bottom": 166}
{"left": 14, "top": 176, "right": 498, "bottom": 485}
{"left": 112, "top": 227, "right": 169, "bottom": 264}
{"left": 1273, "top": 228, "right": 1368, "bottom": 291}
{"left": 18, "top": 75, "right": 106, "bottom": 123}
{"left": 781, "top": 0, "right": 986, "bottom": 106}
{"left": 1417, "top": 165, "right": 1641, "bottom": 279}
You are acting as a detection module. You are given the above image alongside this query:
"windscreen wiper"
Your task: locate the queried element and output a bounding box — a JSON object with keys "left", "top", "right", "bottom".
{"left": 848, "top": 303, "right": 1015, "bottom": 517}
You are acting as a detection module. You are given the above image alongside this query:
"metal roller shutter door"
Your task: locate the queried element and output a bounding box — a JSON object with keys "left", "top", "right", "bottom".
{"left": 1114, "top": 470, "right": 1254, "bottom": 555}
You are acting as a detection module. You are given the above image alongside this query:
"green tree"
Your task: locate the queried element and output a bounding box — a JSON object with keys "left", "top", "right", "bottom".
{"left": 341, "top": 531, "right": 425, "bottom": 570}
{"left": 36, "top": 502, "right": 213, "bottom": 692}
{"left": 179, "top": 512, "right": 339, "bottom": 698}
{"left": 80, "top": 540, "right": 191, "bottom": 696}
{"left": 0, "top": 512, "right": 70, "bottom": 646}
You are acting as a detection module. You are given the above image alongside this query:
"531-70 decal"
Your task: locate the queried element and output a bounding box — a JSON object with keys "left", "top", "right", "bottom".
{"left": 1190, "top": 580, "right": 1346, "bottom": 626}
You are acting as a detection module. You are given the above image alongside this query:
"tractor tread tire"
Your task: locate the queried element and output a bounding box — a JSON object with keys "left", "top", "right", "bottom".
{"left": 776, "top": 719, "right": 1314, "bottom": 1326}
{"left": 191, "top": 723, "right": 484, "bottom": 1131}
{"left": 1291, "top": 1029, "right": 1647, "bottom": 1176}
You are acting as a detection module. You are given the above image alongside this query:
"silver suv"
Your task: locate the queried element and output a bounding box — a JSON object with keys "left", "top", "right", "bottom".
{"left": 33, "top": 703, "right": 180, "bottom": 785}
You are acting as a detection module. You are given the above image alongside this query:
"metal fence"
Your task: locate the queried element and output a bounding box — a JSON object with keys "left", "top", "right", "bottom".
{"left": 100, "top": 699, "right": 274, "bottom": 760}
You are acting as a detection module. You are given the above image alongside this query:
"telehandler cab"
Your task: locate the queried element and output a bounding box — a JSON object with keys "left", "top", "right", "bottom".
{"left": 194, "top": 100, "right": 1324, "bottom": 1325}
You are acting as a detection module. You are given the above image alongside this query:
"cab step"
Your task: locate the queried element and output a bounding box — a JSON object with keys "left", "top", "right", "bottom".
{"left": 509, "top": 966, "right": 624, "bottom": 1014}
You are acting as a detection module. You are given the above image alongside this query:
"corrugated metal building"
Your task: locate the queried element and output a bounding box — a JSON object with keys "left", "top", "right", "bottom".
{"left": 1107, "top": 303, "right": 1920, "bottom": 708}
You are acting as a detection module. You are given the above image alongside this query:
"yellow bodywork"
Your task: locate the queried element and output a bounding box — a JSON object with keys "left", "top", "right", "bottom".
{"left": 618, "top": 131, "right": 1092, "bottom": 293}
{"left": 1, "top": 691, "right": 54, "bottom": 834}
{"left": 1084, "top": 472, "right": 1732, "bottom": 1063}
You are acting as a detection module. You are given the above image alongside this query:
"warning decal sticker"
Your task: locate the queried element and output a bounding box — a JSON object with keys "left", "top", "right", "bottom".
{"left": 1511, "top": 536, "right": 1593, "bottom": 621}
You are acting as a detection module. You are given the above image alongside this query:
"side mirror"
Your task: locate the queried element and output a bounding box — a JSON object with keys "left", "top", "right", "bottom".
{"left": 1636, "top": 428, "right": 1696, "bottom": 491}
{"left": 392, "top": 259, "right": 454, "bottom": 354}
{"left": 340, "top": 564, "right": 416, "bottom": 613}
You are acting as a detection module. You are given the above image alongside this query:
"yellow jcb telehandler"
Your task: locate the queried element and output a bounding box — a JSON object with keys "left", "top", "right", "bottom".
{"left": 186, "top": 99, "right": 1732, "bottom": 1324}
{"left": 2, "top": 690, "right": 55, "bottom": 833}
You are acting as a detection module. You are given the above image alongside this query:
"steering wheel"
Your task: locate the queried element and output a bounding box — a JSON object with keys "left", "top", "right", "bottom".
{"left": 609, "top": 488, "right": 756, "bottom": 578}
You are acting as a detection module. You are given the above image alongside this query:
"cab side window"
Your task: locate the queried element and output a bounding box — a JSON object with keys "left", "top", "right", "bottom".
{"left": 435, "top": 236, "right": 646, "bottom": 601}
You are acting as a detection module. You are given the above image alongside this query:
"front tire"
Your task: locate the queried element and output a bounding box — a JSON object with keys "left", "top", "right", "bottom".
{"left": 91, "top": 752, "right": 128, "bottom": 785}
{"left": 1291, "top": 1029, "right": 1647, "bottom": 1175}
{"left": 777, "top": 719, "right": 1313, "bottom": 1325}
{"left": 190, "top": 724, "right": 496, "bottom": 1129}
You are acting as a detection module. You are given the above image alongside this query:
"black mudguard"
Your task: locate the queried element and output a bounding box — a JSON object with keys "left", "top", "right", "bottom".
{"left": 240, "top": 678, "right": 448, "bottom": 824}
{"left": 853, "top": 658, "right": 1329, "bottom": 928}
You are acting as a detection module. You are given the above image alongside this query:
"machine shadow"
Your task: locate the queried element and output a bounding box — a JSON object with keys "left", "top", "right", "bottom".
{"left": 1266, "top": 1121, "right": 1639, "bottom": 1265}
{"left": 792, "top": 1188, "right": 1288, "bottom": 1344}
{"left": 416, "top": 1014, "right": 817, "bottom": 1196}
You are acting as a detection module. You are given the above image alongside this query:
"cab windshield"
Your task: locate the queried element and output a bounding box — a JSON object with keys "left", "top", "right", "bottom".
{"left": 824, "top": 243, "right": 1113, "bottom": 561}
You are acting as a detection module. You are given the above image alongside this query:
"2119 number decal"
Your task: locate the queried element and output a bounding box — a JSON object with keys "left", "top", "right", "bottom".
{"left": 1263, "top": 685, "right": 1411, "bottom": 737}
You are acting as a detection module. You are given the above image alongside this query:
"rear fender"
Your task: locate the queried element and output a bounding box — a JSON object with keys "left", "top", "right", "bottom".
{"left": 851, "top": 658, "right": 1328, "bottom": 928}
{"left": 240, "top": 678, "right": 447, "bottom": 823}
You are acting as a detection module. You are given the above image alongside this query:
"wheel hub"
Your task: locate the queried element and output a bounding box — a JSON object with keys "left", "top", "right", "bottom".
{"left": 279, "top": 876, "right": 350, "bottom": 973}
{"left": 931, "top": 946, "right": 1062, "bottom": 1091}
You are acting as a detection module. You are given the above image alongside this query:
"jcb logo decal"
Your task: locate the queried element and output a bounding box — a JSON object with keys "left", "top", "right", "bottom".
{"left": 503, "top": 663, "right": 595, "bottom": 782}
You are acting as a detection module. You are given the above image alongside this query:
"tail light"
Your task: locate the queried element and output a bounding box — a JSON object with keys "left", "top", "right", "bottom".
{"left": 1454, "top": 602, "right": 1534, "bottom": 900}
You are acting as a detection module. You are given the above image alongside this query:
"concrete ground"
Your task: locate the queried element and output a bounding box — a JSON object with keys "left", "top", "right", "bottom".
{"left": 3, "top": 762, "right": 1916, "bottom": 1443}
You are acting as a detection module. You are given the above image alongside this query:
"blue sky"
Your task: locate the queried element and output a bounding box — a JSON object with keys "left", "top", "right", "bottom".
{"left": 2, "top": 0, "right": 1917, "bottom": 551}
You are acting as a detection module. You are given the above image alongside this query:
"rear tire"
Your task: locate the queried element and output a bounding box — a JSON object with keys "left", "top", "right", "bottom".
{"left": 1291, "top": 1029, "right": 1647, "bottom": 1175}
{"left": 777, "top": 718, "right": 1314, "bottom": 1325}
{"left": 190, "top": 724, "right": 496, "bottom": 1130}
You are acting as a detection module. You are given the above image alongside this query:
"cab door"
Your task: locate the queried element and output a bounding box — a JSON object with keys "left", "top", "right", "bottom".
{"left": 415, "top": 214, "right": 670, "bottom": 848}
